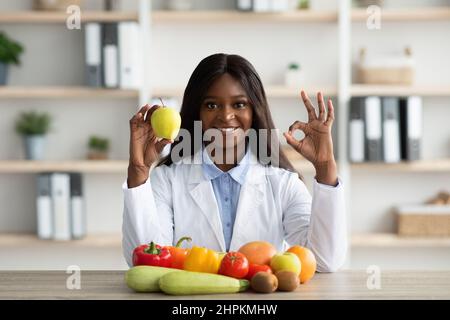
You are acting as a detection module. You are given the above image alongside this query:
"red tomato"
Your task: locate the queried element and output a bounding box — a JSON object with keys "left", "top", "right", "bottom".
{"left": 218, "top": 252, "right": 249, "bottom": 279}
{"left": 245, "top": 263, "right": 273, "bottom": 280}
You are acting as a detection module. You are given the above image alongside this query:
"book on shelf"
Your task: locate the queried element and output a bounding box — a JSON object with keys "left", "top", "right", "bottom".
{"left": 364, "top": 96, "right": 383, "bottom": 162}
{"left": 349, "top": 96, "right": 423, "bottom": 163}
{"left": 382, "top": 97, "right": 401, "bottom": 163}
{"left": 36, "top": 173, "right": 86, "bottom": 241}
{"left": 349, "top": 97, "right": 365, "bottom": 163}
{"left": 84, "top": 23, "right": 102, "bottom": 87}
{"left": 399, "top": 96, "right": 423, "bottom": 161}
{"left": 84, "top": 21, "right": 142, "bottom": 90}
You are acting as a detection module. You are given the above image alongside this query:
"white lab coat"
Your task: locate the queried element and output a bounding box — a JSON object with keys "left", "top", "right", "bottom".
{"left": 122, "top": 150, "right": 347, "bottom": 272}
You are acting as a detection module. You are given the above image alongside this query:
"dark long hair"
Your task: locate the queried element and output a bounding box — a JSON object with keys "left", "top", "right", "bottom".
{"left": 157, "top": 53, "right": 301, "bottom": 179}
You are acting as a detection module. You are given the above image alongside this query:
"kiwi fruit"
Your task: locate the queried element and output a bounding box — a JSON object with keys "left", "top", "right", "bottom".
{"left": 250, "top": 272, "right": 278, "bottom": 293}
{"left": 275, "top": 271, "right": 299, "bottom": 292}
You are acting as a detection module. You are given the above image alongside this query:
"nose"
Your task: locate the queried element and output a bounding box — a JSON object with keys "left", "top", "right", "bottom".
{"left": 217, "top": 105, "right": 235, "bottom": 121}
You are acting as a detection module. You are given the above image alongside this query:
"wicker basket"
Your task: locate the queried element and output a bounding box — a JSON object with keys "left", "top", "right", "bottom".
{"left": 357, "top": 47, "right": 415, "bottom": 85}
{"left": 33, "top": 0, "right": 83, "bottom": 11}
{"left": 397, "top": 205, "right": 450, "bottom": 237}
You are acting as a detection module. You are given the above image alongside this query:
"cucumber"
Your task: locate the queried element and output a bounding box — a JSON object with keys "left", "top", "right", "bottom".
{"left": 159, "top": 271, "right": 250, "bottom": 295}
{"left": 125, "top": 266, "right": 181, "bottom": 292}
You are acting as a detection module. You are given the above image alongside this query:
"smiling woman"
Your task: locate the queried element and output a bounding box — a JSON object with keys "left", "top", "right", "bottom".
{"left": 123, "top": 53, "right": 346, "bottom": 272}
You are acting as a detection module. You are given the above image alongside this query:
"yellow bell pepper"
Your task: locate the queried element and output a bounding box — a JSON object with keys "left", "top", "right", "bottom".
{"left": 183, "top": 246, "right": 221, "bottom": 274}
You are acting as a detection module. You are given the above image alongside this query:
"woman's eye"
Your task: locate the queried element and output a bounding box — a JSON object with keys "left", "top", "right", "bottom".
{"left": 206, "top": 103, "right": 218, "bottom": 109}
{"left": 235, "top": 102, "right": 247, "bottom": 109}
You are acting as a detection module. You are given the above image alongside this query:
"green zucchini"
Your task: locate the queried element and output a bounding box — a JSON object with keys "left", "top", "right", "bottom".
{"left": 125, "top": 265, "right": 181, "bottom": 292}
{"left": 159, "top": 271, "right": 250, "bottom": 295}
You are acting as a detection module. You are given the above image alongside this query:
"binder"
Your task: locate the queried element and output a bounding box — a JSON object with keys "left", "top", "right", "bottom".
{"left": 118, "top": 22, "right": 142, "bottom": 90}
{"left": 364, "top": 96, "right": 383, "bottom": 161}
{"left": 349, "top": 98, "right": 365, "bottom": 163}
{"left": 102, "top": 23, "right": 119, "bottom": 88}
{"left": 237, "top": 0, "right": 253, "bottom": 11}
{"left": 36, "top": 173, "right": 53, "bottom": 239}
{"left": 51, "top": 173, "right": 71, "bottom": 241}
{"left": 253, "top": 0, "right": 271, "bottom": 12}
{"left": 382, "top": 97, "right": 401, "bottom": 163}
{"left": 84, "top": 23, "right": 102, "bottom": 87}
{"left": 400, "top": 96, "right": 422, "bottom": 161}
{"left": 271, "top": 0, "right": 289, "bottom": 11}
{"left": 70, "top": 173, "right": 86, "bottom": 239}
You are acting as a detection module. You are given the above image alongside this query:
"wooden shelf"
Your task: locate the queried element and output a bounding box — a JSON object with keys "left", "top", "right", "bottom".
{"left": 0, "top": 11, "right": 138, "bottom": 23}
{"left": 0, "top": 233, "right": 121, "bottom": 247}
{"left": 0, "top": 10, "right": 337, "bottom": 24}
{"left": 351, "top": 159, "right": 450, "bottom": 173}
{"left": 352, "top": 7, "right": 450, "bottom": 22}
{"left": 0, "top": 160, "right": 128, "bottom": 174}
{"left": 351, "top": 84, "right": 450, "bottom": 97}
{"left": 152, "top": 10, "right": 338, "bottom": 23}
{"left": 153, "top": 85, "right": 337, "bottom": 98}
{"left": 0, "top": 86, "right": 335, "bottom": 100}
{"left": 0, "top": 86, "right": 138, "bottom": 99}
{"left": 352, "top": 233, "right": 450, "bottom": 248}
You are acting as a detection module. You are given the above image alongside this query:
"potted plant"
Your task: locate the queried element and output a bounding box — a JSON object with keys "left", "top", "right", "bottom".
{"left": 285, "top": 62, "right": 305, "bottom": 87}
{"left": 15, "top": 111, "right": 51, "bottom": 160}
{"left": 0, "top": 32, "right": 24, "bottom": 85}
{"left": 87, "top": 136, "right": 110, "bottom": 160}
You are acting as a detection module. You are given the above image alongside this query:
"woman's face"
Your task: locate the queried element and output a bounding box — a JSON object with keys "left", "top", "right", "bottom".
{"left": 199, "top": 73, "right": 253, "bottom": 151}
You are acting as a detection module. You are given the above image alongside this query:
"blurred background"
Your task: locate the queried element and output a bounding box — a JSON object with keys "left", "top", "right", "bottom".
{"left": 0, "top": 0, "right": 449, "bottom": 270}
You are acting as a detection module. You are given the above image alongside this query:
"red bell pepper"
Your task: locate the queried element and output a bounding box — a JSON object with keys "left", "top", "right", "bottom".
{"left": 132, "top": 241, "right": 172, "bottom": 267}
{"left": 164, "top": 236, "right": 192, "bottom": 269}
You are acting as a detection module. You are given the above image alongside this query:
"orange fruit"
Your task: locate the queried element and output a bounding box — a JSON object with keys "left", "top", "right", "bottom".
{"left": 238, "top": 241, "right": 277, "bottom": 266}
{"left": 287, "top": 246, "right": 317, "bottom": 284}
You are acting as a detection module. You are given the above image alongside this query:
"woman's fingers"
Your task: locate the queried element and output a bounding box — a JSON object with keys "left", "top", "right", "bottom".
{"left": 155, "top": 138, "right": 174, "bottom": 154}
{"left": 145, "top": 105, "right": 161, "bottom": 123}
{"left": 288, "top": 120, "right": 307, "bottom": 134}
{"left": 324, "top": 98, "right": 335, "bottom": 126}
{"left": 283, "top": 132, "right": 304, "bottom": 152}
{"left": 317, "top": 92, "right": 326, "bottom": 122}
{"left": 301, "top": 90, "right": 317, "bottom": 122}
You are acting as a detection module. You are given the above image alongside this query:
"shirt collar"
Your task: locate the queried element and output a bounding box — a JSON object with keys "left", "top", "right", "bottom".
{"left": 201, "top": 144, "right": 250, "bottom": 185}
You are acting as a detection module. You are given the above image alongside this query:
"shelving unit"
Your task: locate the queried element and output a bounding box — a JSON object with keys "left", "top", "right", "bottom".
{"left": 1, "top": 0, "right": 449, "bottom": 268}
{"left": 0, "top": 11, "right": 138, "bottom": 23}
{"left": 351, "top": 7, "right": 450, "bottom": 22}
{"left": 0, "top": 9, "right": 337, "bottom": 24}
{"left": 351, "top": 84, "right": 450, "bottom": 97}
{"left": 351, "top": 233, "right": 450, "bottom": 248}
{"left": 0, "top": 86, "right": 138, "bottom": 99}
{"left": 351, "top": 159, "right": 450, "bottom": 173}
{"left": 0, "top": 158, "right": 316, "bottom": 174}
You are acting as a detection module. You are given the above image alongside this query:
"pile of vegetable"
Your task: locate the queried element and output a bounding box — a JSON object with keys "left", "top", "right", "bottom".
{"left": 125, "top": 237, "right": 317, "bottom": 295}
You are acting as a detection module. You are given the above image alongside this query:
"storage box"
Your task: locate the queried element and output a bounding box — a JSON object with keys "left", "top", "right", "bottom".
{"left": 396, "top": 205, "right": 450, "bottom": 237}
{"left": 357, "top": 47, "right": 415, "bottom": 85}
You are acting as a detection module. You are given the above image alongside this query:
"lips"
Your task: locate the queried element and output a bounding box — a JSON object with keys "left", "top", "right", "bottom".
{"left": 213, "top": 127, "right": 239, "bottom": 134}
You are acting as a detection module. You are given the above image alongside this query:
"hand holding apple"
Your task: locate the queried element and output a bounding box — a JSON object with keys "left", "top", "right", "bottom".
{"left": 127, "top": 104, "right": 176, "bottom": 188}
{"left": 150, "top": 104, "right": 181, "bottom": 140}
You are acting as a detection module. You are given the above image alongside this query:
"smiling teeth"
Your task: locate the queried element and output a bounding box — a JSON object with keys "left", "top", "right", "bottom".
{"left": 217, "top": 128, "right": 237, "bottom": 132}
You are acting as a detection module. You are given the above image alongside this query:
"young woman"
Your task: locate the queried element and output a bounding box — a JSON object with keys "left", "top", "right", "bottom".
{"left": 123, "top": 54, "right": 346, "bottom": 272}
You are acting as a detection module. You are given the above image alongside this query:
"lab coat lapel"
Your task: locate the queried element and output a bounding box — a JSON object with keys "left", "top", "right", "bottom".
{"left": 188, "top": 165, "right": 226, "bottom": 251}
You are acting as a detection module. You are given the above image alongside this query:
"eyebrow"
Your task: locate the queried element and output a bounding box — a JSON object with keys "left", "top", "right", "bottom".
{"left": 203, "top": 95, "right": 248, "bottom": 100}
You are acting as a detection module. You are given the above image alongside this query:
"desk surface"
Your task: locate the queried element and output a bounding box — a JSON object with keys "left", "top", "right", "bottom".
{"left": 0, "top": 270, "right": 449, "bottom": 300}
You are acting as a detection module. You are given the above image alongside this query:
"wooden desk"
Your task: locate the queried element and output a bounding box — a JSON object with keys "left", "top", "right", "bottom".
{"left": 0, "top": 270, "right": 449, "bottom": 300}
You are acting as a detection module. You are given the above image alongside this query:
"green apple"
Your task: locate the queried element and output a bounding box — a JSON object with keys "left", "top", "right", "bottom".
{"left": 270, "top": 252, "right": 301, "bottom": 276}
{"left": 150, "top": 106, "right": 181, "bottom": 140}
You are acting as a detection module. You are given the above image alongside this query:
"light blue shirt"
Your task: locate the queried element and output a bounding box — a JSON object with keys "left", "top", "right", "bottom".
{"left": 201, "top": 146, "right": 250, "bottom": 251}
